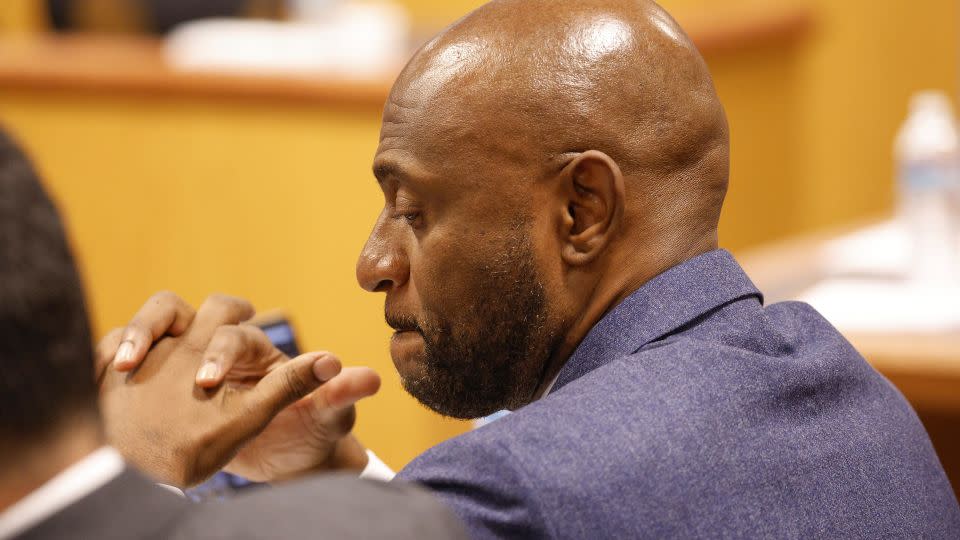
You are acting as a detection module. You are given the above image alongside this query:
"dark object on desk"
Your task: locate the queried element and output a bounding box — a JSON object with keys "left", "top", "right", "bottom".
{"left": 46, "top": 0, "right": 70, "bottom": 31}
{"left": 140, "top": 0, "right": 249, "bottom": 33}
{"left": 45, "top": 0, "right": 249, "bottom": 34}
{"left": 256, "top": 313, "right": 302, "bottom": 358}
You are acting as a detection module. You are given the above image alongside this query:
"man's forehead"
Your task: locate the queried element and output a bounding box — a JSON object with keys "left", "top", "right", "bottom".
{"left": 374, "top": 29, "right": 561, "bottom": 183}
{"left": 404, "top": 38, "right": 490, "bottom": 105}
{"left": 381, "top": 31, "right": 509, "bottom": 128}
{"left": 376, "top": 91, "right": 481, "bottom": 162}
{"left": 375, "top": 86, "right": 549, "bottom": 189}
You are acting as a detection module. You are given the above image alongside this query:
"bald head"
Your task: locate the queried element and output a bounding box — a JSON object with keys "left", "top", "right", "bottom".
{"left": 389, "top": 0, "right": 729, "bottom": 245}
{"left": 360, "top": 0, "right": 731, "bottom": 417}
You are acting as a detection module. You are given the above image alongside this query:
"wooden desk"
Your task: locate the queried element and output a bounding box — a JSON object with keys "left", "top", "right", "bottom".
{"left": 0, "top": 35, "right": 394, "bottom": 105}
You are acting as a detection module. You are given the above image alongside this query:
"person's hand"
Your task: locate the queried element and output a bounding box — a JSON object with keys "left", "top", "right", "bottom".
{"left": 97, "top": 293, "right": 344, "bottom": 487}
{"left": 96, "top": 292, "right": 382, "bottom": 484}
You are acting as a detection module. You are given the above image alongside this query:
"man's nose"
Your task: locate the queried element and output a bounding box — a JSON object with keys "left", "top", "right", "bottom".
{"left": 356, "top": 220, "right": 409, "bottom": 293}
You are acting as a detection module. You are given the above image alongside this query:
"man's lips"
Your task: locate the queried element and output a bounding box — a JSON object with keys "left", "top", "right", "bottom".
{"left": 392, "top": 329, "right": 421, "bottom": 338}
{"left": 385, "top": 312, "right": 422, "bottom": 334}
{"left": 388, "top": 323, "right": 419, "bottom": 333}
{"left": 390, "top": 326, "right": 425, "bottom": 361}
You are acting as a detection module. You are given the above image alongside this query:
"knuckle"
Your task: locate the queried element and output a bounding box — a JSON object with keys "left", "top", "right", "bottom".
{"left": 200, "top": 293, "right": 231, "bottom": 316}
{"left": 172, "top": 293, "right": 193, "bottom": 311}
{"left": 280, "top": 369, "right": 310, "bottom": 403}
{"left": 208, "top": 328, "right": 242, "bottom": 355}
{"left": 245, "top": 324, "right": 268, "bottom": 341}
{"left": 243, "top": 325, "right": 271, "bottom": 352}
{"left": 152, "top": 290, "right": 179, "bottom": 306}
{"left": 205, "top": 292, "right": 230, "bottom": 305}
{"left": 201, "top": 294, "right": 254, "bottom": 321}
{"left": 95, "top": 328, "right": 122, "bottom": 356}
{"left": 122, "top": 321, "right": 146, "bottom": 341}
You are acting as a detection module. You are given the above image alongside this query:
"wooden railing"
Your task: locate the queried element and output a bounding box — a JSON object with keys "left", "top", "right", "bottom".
{"left": 0, "top": 3, "right": 813, "bottom": 105}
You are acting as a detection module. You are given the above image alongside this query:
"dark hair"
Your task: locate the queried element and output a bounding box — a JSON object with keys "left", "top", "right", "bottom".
{"left": 0, "top": 128, "right": 97, "bottom": 445}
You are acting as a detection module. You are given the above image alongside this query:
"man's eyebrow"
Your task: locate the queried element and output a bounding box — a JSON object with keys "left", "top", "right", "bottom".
{"left": 373, "top": 162, "right": 405, "bottom": 185}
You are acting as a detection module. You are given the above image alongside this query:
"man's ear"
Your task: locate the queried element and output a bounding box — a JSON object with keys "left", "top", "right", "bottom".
{"left": 558, "top": 150, "right": 625, "bottom": 266}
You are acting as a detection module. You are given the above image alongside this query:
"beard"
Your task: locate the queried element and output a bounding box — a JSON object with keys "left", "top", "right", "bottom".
{"left": 388, "top": 229, "right": 557, "bottom": 420}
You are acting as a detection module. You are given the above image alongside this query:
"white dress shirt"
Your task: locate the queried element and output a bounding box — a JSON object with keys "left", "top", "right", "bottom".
{"left": 360, "top": 450, "right": 396, "bottom": 482}
{"left": 0, "top": 447, "right": 125, "bottom": 540}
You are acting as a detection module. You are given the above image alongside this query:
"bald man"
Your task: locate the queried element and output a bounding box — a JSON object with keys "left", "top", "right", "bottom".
{"left": 102, "top": 0, "right": 960, "bottom": 538}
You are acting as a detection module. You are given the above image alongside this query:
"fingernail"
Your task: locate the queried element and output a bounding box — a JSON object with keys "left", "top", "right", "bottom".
{"left": 197, "top": 363, "right": 220, "bottom": 383}
{"left": 114, "top": 341, "right": 134, "bottom": 368}
{"left": 313, "top": 356, "right": 340, "bottom": 382}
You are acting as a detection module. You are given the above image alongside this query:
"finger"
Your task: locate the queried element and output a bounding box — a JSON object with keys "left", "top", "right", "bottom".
{"left": 283, "top": 367, "right": 380, "bottom": 441}
{"left": 113, "top": 291, "right": 196, "bottom": 371}
{"left": 196, "top": 325, "right": 282, "bottom": 388}
{"left": 310, "top": 367, "right": 381, "bottom": 411}
{"left": 244, "top": 352, "right": 343, "bottom": 423}
{"left": 94, "top": 328, "right": 124, "bottom": 383}
{"left": 186, "top": 294, "right": 255, "bottom": 346}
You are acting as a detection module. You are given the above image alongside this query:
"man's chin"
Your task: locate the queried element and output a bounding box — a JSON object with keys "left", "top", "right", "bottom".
{"left": 402, "top": 383, "right": 493, "bottom": 420}
{"left": 390, "top": 330, "right": 425, "bottom": 372}
{"left": 398, "top": 373, "right": 507, "bottom": 420}
{"left": 388, "top": 332, "right": 528, "bottom": 419}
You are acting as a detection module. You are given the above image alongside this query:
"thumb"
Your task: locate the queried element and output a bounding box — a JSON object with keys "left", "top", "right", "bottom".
{"left": 245, "top": 352, "right": 343, "bottom": 421}
{"left": 311, "top": 367, "right": 382, "bottom": 411}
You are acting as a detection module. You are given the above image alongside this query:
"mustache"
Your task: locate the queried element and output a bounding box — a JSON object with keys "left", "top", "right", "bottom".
{"left": 385, "top": 310, "right": 423, "bottom": 333}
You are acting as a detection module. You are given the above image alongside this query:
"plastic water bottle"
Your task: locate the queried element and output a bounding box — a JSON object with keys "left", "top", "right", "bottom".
{"left": 895, "top": 91, "right": 960, "bottom": 285}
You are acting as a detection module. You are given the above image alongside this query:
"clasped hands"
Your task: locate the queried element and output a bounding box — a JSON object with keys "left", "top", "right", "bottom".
{"left": 96, "top": 292, "right": 381, "bottom": 488}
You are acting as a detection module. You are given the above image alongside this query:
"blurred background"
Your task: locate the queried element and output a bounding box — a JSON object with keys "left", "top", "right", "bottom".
{"left": 0, "top": 0, "right": 957, "bottom": 495}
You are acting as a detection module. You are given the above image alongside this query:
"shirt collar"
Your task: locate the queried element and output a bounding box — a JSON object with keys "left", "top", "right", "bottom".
{"left": 0, "top": 447, "right": 125, "bottom": 540}
{"left": 549, "top": 249, "right": 762, "bottom": 394}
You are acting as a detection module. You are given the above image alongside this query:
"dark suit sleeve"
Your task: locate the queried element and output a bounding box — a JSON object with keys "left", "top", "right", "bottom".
{"left": 171, "top": 474, "right": 468, "bottom": 540}
{"left": 398, "top": 437, "right": 553, "bottom": 540}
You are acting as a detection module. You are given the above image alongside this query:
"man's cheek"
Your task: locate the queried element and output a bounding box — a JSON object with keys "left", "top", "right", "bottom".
{"left": 414, "top": 246, "right": 476, "bottom": 301}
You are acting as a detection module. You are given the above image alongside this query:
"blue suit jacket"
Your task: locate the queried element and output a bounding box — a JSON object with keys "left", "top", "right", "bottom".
{"left": 398, "top": 250, "right": 960, "bottom": 538}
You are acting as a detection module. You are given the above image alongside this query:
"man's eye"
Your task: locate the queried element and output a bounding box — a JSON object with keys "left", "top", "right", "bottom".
{"left": 393, "top": 210, "right": 422, "bottom": 228}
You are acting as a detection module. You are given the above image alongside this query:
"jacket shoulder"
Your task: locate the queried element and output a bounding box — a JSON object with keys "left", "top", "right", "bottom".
{"left": 399, "top": 422, "right": 555, "bottom": 540}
